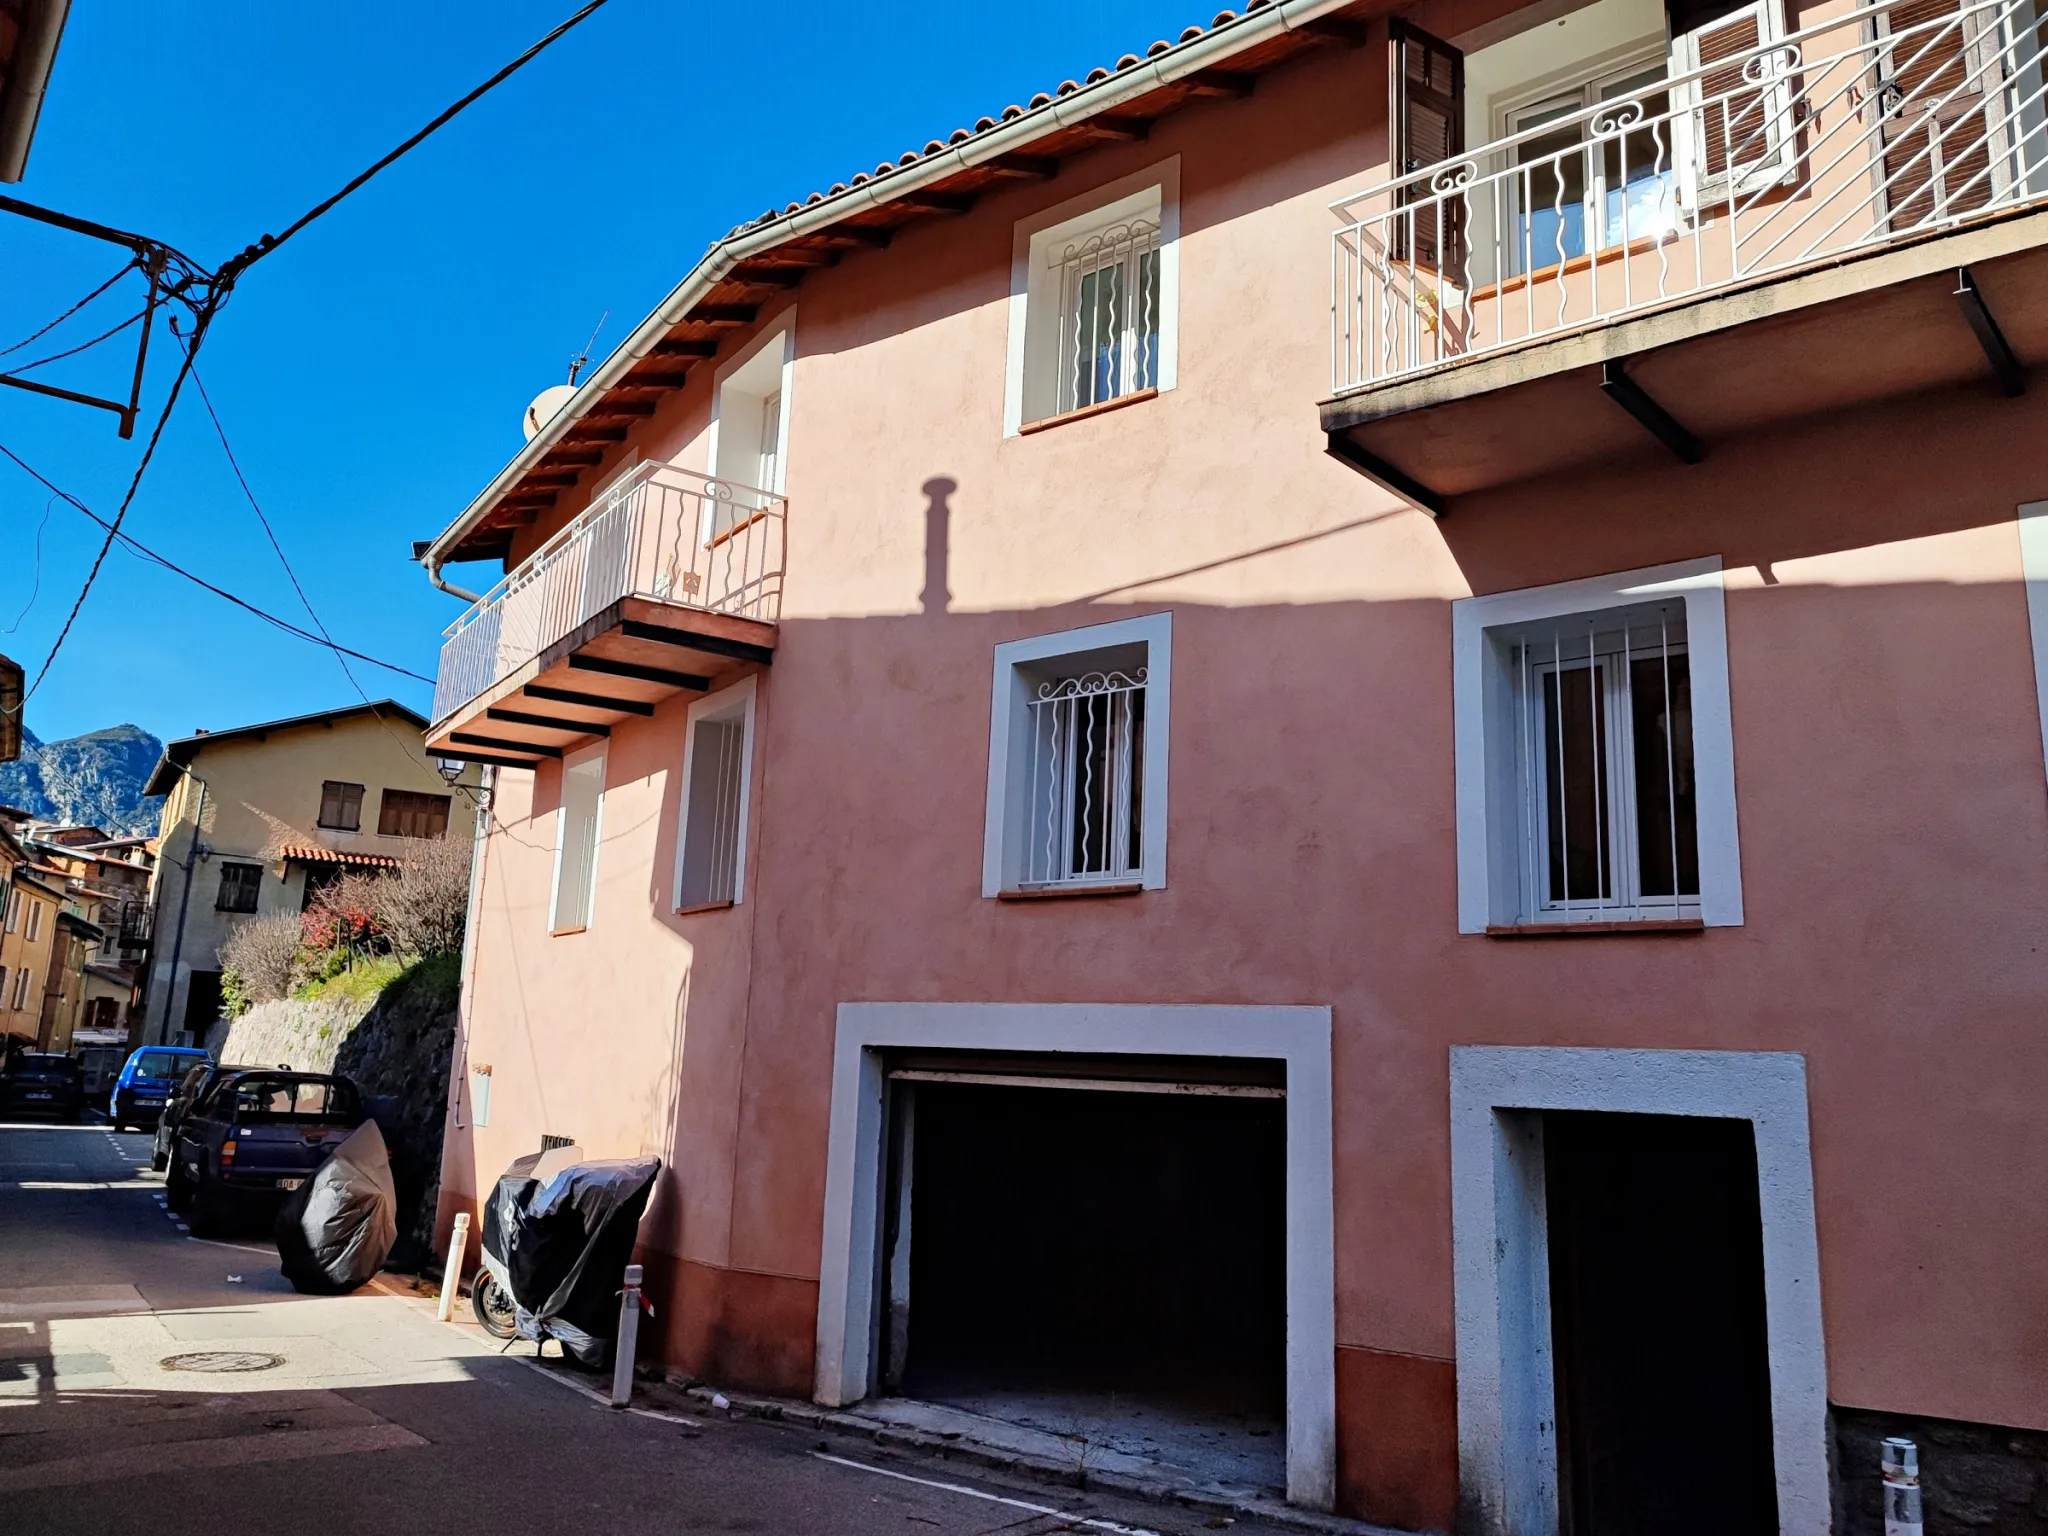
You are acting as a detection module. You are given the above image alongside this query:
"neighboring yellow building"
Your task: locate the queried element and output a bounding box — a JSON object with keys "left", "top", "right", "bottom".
{"left": 0, "top": 824, "right": 63, "bottom": 1052}
{"left": 138, "top": 701, "right": 482, "bottom": 1045}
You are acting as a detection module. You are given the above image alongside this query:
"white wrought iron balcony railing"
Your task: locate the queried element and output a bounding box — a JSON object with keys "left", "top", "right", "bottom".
{"left": 1331, "top": 0, "right": 2048, "bottom": 392}
{"left": 432, "top": 462, "right": 784, "bottom": 723}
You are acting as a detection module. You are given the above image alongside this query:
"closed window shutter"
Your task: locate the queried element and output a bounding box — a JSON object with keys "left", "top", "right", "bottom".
{"left": 1872, "top": 0, "right": 2012, "bottom": 227}
{"left": 1391, "top": 19, "right": 1468, "bottom": 272}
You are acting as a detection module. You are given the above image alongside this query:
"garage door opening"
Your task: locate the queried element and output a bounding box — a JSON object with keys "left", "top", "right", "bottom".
{"left": 1544, "top": 1111, "right": 1778, "bottom": 1536}
{"left": 878, "top": 1053, "right": 1286, "bottom": 1491}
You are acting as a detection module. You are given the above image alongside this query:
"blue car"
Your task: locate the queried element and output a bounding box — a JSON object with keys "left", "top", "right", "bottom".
{"left": 109, "top": 1046, "right": 210, "bottom": 1131}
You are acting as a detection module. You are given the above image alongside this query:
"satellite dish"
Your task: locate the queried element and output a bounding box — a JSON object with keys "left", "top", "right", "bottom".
{"left": 523, "top": 383, "right": 578, "bottom": 441}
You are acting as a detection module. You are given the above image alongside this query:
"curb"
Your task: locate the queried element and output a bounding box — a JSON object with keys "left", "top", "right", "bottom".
{"left": 665, "top": 1379, "right": 1403, "bottom": 1536}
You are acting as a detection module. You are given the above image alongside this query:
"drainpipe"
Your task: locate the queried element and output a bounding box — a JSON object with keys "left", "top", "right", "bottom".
{"left": 156, "top": 775, "right": 208, "bottom": 1047}
{"left": 427, "top": 564, "right": 484, "bottom": 605}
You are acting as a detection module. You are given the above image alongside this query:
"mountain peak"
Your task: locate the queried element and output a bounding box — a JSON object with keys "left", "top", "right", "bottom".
{"left": 0, "top": 725, "right": 165, "bottom": 838}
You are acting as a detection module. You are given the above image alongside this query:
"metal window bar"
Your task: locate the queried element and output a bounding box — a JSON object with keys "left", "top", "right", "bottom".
{"left": 1054, "top": 218, "right": 1162, "bottom": 415}
{"left": 1515, "top": 609, "right": 1698, "bottom": 922}
{"left": 1329, "top": 0, "right": 2048, "bottom": 391}
{"left": 1024, "top": 668, "right": 1147, "bottom": 886}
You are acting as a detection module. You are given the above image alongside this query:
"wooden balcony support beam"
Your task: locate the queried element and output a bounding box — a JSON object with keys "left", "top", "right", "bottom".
{"left": 619, "top": 617, "right": 776, "bottom": 667}
{"left": 568, "top": 653, "right": 711, "bottom": 691}
{"left": 453, "top": 732, "right": 564, "bottom": 758}
{"left": 525, "top": 684, "right": 655, "bottom": 716}
{"left": 486, "top": 708, "right": 608, "bottom": 738}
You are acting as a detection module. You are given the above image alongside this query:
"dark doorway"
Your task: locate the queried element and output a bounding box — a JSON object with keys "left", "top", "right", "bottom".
{"left": 1545, "top": 1111, "right": 1778, "bottom": 1536}
{"left": 181, "top": 971, "right": 223, "bottom": 1040}
{"left": 891, "top": 1074, "right": 1285, "bottom": 1485}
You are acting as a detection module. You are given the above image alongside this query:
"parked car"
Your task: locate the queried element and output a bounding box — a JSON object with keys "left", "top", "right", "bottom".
{"left": 109, "top": 1045, "right": 210, "bottom": 1131}
{"left": 152, "top": 1060, "right": 259, "bottom": 1172}
{"left": 0, "top": 1053, "right": 86, "bottom": 1121}
{"left": 166, "top": 1070, "right": 366, "bottom": 1236}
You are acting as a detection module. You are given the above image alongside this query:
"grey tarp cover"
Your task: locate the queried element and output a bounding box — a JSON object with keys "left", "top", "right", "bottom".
{"left": 275, "top": 1119, "right": 398, "bottom": 1293}
{"left": 479, "top": 1154, "right": 660, "bottom": 1368}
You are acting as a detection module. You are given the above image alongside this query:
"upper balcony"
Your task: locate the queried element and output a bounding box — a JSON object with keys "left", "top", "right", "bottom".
{"left": 426, "top": 462, "right": 782, "bottom": 765}
{"left": 1325, "top": 0, "right": 2048, "bottom": 507}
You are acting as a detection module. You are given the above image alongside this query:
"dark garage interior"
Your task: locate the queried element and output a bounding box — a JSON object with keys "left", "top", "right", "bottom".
{"left": 883, "top": 1063, "right": 1287, "bottom": 1487}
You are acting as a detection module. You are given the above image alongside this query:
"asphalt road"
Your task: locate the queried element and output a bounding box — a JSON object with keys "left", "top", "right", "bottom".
{"left": 0, "top": 1115, "right": 1297, "bottom": 1536}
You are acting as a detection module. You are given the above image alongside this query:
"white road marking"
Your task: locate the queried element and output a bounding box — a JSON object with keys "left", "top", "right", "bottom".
{"left": 809, "top": 1453, "right": 1162, "bottom": 1535}
{"left": 510, "top": 1358, "right": 706, "bottom": 1427}
{"left": 183, "top": 1236, "right": 271, "bottom": 1254}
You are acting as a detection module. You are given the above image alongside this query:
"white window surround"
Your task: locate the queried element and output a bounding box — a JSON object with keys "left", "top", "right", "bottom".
{"left": 1449, "top": 1045, "right": 1829, "bottom": 1536}
{"left": 815, "top": 1001, "right": 1336, "bottom": 1510}
{"left": 707, "top": 313, "right": 795, "bottom": 497}
{"left": 2017, "top": 501, "right": 2048, "bottom": 786}
{"left": 672, "top": 675, "right": 758, "bottom": 910}
{"left": 549, "top": 742, "right": 606, "bottom": 935}
{"left": 1003, "top": 158, "right": 1181, "bottom": 436}
{"left": 982, "top": 611, "right": 1172, "bottom": 896}
{"left": 1453, "top": 555, "right": 1741, "bottom": 931}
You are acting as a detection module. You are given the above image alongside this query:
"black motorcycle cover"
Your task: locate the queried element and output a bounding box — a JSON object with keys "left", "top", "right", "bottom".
{"left": 275, "top": 1119, "right": 398, "bottom": 1293}
{"left": 483, "top": 1154, "right": 660, "bottom": 1368}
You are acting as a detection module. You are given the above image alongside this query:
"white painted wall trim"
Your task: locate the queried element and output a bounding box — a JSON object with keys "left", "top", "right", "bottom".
{"left": 816, "top": 1002, "right": 1336, "bottom": 1510}
{"left": 2017, "top": 502, "right": 2048, "bottom": 791}
{"left": 1448, "top": 1046, "right": 1829, "bottom": 1536}
{"left": 1451, "top": 555, "right": 1743, "bottom": 931}
{"left": 982, "top": 611, "right": 1172, "bottom": 896}
{"left": 1002, "top": 157, "right": 1181, "bottom": 436}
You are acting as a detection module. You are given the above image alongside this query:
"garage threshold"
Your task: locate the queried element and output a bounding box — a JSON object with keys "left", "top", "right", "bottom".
{"left": 664, "top": 1377, "right": 1388, "bottom": 1536}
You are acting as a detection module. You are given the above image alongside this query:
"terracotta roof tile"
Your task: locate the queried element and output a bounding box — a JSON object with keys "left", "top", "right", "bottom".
{"left": 716, "top": 1, "right": 1302, "bottom": 241}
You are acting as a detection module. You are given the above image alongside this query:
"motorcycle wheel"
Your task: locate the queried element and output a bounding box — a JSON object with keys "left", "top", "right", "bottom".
{"left": 471, "top": 1271, "right": 518, "bottom": 1339}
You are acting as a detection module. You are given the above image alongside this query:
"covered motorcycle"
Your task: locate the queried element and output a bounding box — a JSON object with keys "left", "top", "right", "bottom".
{"left": 478, "top": 1151, "right": 660, "bottom": 1368}
{"left": 275, "top": 1119, "right": 398, "bottom": 1293}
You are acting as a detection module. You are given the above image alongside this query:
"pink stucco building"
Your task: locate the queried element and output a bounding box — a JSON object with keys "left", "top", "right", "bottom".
{"left": 418, "top": 0, "right": 2048, "bottom": 1528}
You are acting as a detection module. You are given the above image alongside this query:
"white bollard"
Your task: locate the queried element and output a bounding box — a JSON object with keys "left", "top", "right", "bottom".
{"left": 611, "top": 1263, "right": 644, "bottom": 1408}
{"left": 1883, "top": 1437, "right": 1923, "bottom": 1536}
{"left": 436, "top": 1211, "right": 471, "bottom": 1323}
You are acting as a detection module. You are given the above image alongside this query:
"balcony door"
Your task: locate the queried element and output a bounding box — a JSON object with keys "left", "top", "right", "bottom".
{"left": 1868, "top": 0, "right": 2022, "bottom": 231}
{"left": 1506, "top": 63, "right": 1679, "bottom": 277}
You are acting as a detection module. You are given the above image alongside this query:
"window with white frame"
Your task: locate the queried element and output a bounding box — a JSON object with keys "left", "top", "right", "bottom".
{"left": 24, "top": 897, "right": 43, "bottom": 942}
{"left": 1008, "top": 164, "right": 1179, "bottom": 433}
{"left": 550, "top": 743, "right": 606, "bottom": 934}
{"left": 983, "top": 613, "right": 1171, "bottom": 895}
{"left": 674, "top": 678, "right": 756, "bottom": 911}
{"left": 710, "top": 322, "right": 792, "bottom": 539}
{"left": 1454, "top": 558, "right": 1742, "bottom": 931}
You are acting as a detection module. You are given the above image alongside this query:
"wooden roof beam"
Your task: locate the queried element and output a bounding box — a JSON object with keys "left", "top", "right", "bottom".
{"left": 690, "top": 304, "right": 758, "bottom": 326}
{"left": 621, "top": 370, "right": 693, "bottom": 389}
{"left": 894, "top": 189, "right": 976, "bottom": 215}
{"left": 985, "top": 153, "right": 1060, "bottom": 180}
{"left": 1074, "top": 116, "right": 1150, "bottom": 143}
{"left": 588, "top": 400, "right": 658, "bottom": 418}
{"left": 652, "top": 338, "right": 720, "bottom": 358}
{"left": 731, "top": 265, "right": 806, "bottom": 290}
{"left": 814, "top": 226, "right": 893, "bottom": 249}
{"left": 546, "top": 449, "right": 607, "bottom": 467}
{"left": 1184, "top": 69, "right": 1255, "bottom": 98}
{"left": 1302, "top": 15, "right": 1370, "bottom": 44}
{"left": 564, "top": 425, "right": 629, "bottom": 444}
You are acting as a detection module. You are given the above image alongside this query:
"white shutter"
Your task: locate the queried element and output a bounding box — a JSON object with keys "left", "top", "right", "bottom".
{"left": 1670, "top": 0, "right": 1797, "bottom": 211}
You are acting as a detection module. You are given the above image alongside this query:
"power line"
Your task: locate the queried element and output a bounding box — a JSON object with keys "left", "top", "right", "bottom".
{"left": 0, "top": 439, "right": 433, "bottom": 683}
{"left": 0, "top": 258, "right": 140, "bottom": 360}
{"left": 236, "top": 0, "right": 613, "bottom": 270}
{"left": 1, "top": 303, "right": 145, "bottom": 377}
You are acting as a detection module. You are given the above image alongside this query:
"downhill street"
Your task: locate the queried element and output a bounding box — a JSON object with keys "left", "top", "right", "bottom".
{"left": 0, "top": 1116, "right": 1309, "bottom": 1536}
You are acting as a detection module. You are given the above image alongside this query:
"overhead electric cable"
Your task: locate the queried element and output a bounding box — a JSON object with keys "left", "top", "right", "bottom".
{"left": 0, "top": 258, "right": 141, "bottom": 359}
{"left": 0, "top": 439, "right": 433, "bottom": 684}
{"left": 1, "top": 304, "right": 145, "bottom": 376}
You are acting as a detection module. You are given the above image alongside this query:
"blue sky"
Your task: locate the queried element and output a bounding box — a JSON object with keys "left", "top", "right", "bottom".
{"left": 0, "top": 0, "right": 1204, "bottom": 745}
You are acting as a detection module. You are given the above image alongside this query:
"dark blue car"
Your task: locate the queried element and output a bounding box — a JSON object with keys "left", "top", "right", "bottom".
{"left": 109, "top": 1046, "right": 210, "bottom": 1131}
{"left": 166, "top": 1070, "right": 364, "bottom": 1236}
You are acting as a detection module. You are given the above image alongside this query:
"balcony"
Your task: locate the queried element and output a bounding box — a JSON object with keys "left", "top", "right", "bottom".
{"left": 1325, "top": 0, "right": 2048, "bottom": 506}
{"left": 427, "top": 462, "right": 782, "bottom": 764}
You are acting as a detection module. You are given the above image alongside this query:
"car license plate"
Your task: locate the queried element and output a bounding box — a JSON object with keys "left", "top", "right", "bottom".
{"left": 26, "top": 1091, "right": 50, "bottom": 1100}
{"left": 278, "top": 1178, "right": 304, "bottom": 1191}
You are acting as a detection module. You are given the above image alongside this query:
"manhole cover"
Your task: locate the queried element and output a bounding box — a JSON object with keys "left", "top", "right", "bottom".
{"left": 159, "top": 1351, "right": 285, "bottom": 1374}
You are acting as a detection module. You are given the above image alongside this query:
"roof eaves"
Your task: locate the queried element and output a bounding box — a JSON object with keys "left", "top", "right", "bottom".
{"left": 423, "top": 0, "right": 1366, "bottom": 570}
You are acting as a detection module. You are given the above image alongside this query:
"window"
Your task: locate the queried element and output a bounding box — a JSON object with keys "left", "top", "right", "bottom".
{"left": 674, "top": 678, "right": 757, "bottom": 910}
{"left": 710, "top": 322, "right": 793, "bottom": 538}
{"left": 0, "top": 967, "right": 8, "bottom": 1006}
{"left": 318, "top": 780, "right": 364, "bottom": 831}
{"left": 215, "top": 862, "right": 263, "bottom": 914}
{"left": 1505, "top": 63, "right": 1676, "bottom": 277}
{"left": 4, "top": 888, "right": 16, "bottom": 932}
{"left": 23, "top": 898, "right": 41, "bottom": 943}
{"left": 550, "top": 743, "right": 605, "bottom": 933}
{"left": 11, "top": 968, "right": 31, "bottom": 1010}
{"left": 1453, "top": 557, "right": 1743, "bottom": 932}
{"left": 984, "top": 613, "right": 1172, "bottom": 896}
{"left": 1006, "top": 161, "right": 1180, "bottom": 433}
{"left": 378, "top": 788, "right": 451, "bottom": 839}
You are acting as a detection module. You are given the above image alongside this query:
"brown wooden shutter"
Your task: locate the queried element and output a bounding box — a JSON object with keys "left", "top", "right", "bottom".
{"left": 1391, "top": 18, "right": 1467, "bottom": 272}
{"left": 1872, "top": 0, "right": 2008, "bottom": 228}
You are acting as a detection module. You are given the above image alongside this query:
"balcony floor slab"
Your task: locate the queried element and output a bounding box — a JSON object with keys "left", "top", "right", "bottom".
{"left": 1324, "top": 204, "right": 2048, "bottom": 504}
